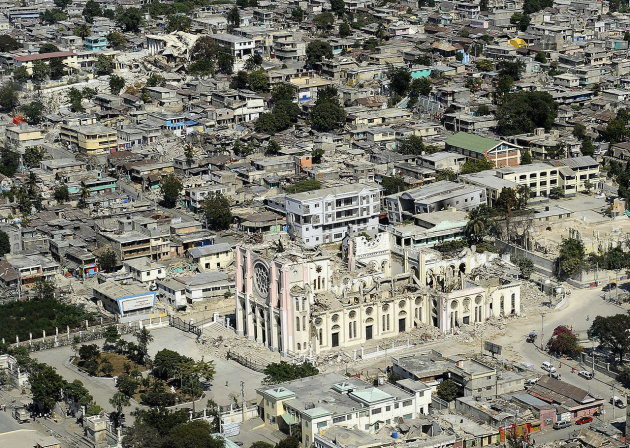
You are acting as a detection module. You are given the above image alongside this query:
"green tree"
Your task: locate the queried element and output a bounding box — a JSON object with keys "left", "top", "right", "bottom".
{"left": 0, "top": 35, "right": 21, "bottom": 52}
{"left": 534, "top": 51, "right": 547, "bottom": 63}
{"left": 460, "top": 158, "right": 494, "bottom": 174}
{"left": 167, "top": 14, "right": 191, "bottom": 32}
{"left": 311, "top": 98, "right": 345, "bottom": 132}
{"left": 30, "top": 364, "right": 65, "bottom": 414}
{"left": 601, "top": 115, "right": 627, "bottom": 143}
{"left": 39, "top": 43, "right": 60, "bottom": 54}
{"left": 0, "top": 230, "right": 10, "bottom": 257}
{"left": 496, "top": 75, "right": 513, "bottom": 97}
{"left": 95, "top": 54, "right": 114, "bottom": 76}
{"left": 23, "top": 146, "right": 46, "bottom": 168}
{"left": 98, "top": 248, "right": 118, "bottom": 272}
{"left": 573, "top": 122, "right": 586, "bottom": 139}
{"left": 83, "top": 0, "right": 102, "bottom": 22}
{"left": 202, "top": 192, "right": 232, "bottom": 230}
{"left": 263, "top": 361, "right": 319, "bottom": 384}
{"left": 581, "top": 137, "right": 595, "bottom": 157}
{"left": 163, "top": 420, "right": 223, "bottom": 448}
{"left": 109, "top": 391, "right": 130, "bottom": 416}
{"left": 312, "top": 147, "right": 324, "bottom": 163}
{"left": 68, "top": 87, "right": 84, "bottom": 112}
{"left": 496, "top": 91, "right": 558, "bottom": 135}
{"left": 306, "top": 40, "right": 333, "bottom": 66}
{"left": 513, "top": 257, "right": 534, "bottom": 279}
{"left": 410, "top": 77, "right": 431, "bottom": 96}
{"left": 49, "top": 58, "right": 65, "bottom": 79}
{"left": 31, "top": 60, "right": 50, "bottom": 82}
{"left": 285, "top": 179, "right": 321, "bottom": 194}
{"left": 313, "top": 12, "right": 335, "bottom": 31}
{"left": 589, "top": 314, "right": 630, "bottom": 363}
{"left": 291, "top": 7, "right": 304, "bottom": 22}
{"left": 247, "top": 70, "right": 268, "bottom": 92}
{"left": 13, "top": 66, "right": 29, "bottom": 84}
{"left": 277, "top": 437, "right": 300, "bottom": 448}
{"left": 381, "top": 175, "right": 406, "bottom": 196}
{"left": 146, "top": 73, "right": 165, "bottom": 87}
{"left": 0, "top": 82, "right": 19, "bottom": 110}
{"left": 116, "top": 374, "right": 138, "bottom": 397}
{"left": 520, "top": 149, "right": 532, "bottom": 165}
{"left": 398, "top": 135, "right": 424, "bottom": 155}
{"left": 476, "top": 59, "right": 494, "bottom": 71}
{"left": 339, "top": 22, "right": 351, "bottom": 37}
{"left": 244, "top": 54, "right": 263, "bottom": 71}
{"left": 103, "top": 325, "right": 120, "bottom": 348}
{"left": 465, "top": 205, "right": 493, "bottom": 244}
{"left": 74, "top": 24, "right": 91, "bottom": 38}
{"left": 117, "top": 7, "right": 143, "bottom": 32}
{"left": 497, "top": 60, "right": 525, "bottom": 80}
{"left": 107, "top": 31, "right": 127, "bottom": 50}
{"left": 41, "top": 8, "right": 67, "bottom": 24}
{"left": 389, "top": 67, "right": 411, "bottom": 97}
{"left": 331, "top": 0, "right": 345, "bottom": 15}
{"left": 251, "top": 442, "right": 275, "bottom": 448}
{"left": 556, "top": 237, "right": 585, "bottom": 279}
{"left": 190, "top": 36, "right": 216, "bottom": 62}
{"left": 436, "top": 379, "right": 458, "bottom": 401}
{"left": 226, "top": 6, "right": 240, "bottom": 30}
{"left": 135, "top": 327, "right": 153, "bottom": 365}
{"left": 266, "top": 140, "right": 281, "bottom": 155}
{"left": 510, "top": 12, "right": 530, "bottom": 31}
{"left": 109, "top": 74, "right": 125, "bottom": 95}
{"left": 217, "top": 51, "right": 234, "bottom": 75}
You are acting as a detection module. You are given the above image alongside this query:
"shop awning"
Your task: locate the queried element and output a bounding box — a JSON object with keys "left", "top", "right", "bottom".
{"left": 280, "top": 413, "right": 296, "bottom": 425}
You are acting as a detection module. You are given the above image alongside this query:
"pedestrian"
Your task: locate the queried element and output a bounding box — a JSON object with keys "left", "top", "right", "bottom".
{"left": 226, "top": 381, "right": 229, "bottom": 387}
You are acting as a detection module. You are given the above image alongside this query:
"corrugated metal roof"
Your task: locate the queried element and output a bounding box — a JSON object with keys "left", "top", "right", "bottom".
{"left": 446, "top": 132, "right": 501, "bottom": 154}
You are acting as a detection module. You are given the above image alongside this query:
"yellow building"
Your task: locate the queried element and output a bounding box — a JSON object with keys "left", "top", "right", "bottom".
{"left": 6, "top": 125, "right": 44, "bottom": 148}
{"left": 59, "top": 124, "right": 118, "bottom": 155}
{"left": 14, "top": 51, "right": 78, "bottom": 75}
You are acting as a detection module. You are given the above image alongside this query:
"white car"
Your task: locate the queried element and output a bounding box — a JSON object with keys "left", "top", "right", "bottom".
{"left": 542, "top": 361, "right": 556, "bottom": 373}
{"left": 578, "top": 370, "right": 593, "bottom": 380}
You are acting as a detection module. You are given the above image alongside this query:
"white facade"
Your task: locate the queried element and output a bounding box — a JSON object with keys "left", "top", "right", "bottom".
{"left": 286, "top": 183, "right": 381, "bottom": 247}
{"left": 124, "top": 257, "right": 166, "bottom": 283}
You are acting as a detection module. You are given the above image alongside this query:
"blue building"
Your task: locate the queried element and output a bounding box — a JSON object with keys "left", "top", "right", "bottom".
{"left": 85, "top": 36, "right": 108, "bottom": 51}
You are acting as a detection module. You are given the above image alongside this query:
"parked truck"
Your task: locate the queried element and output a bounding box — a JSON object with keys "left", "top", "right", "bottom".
{"left": 13, "top": 406, "right": 30, "bottom": 423}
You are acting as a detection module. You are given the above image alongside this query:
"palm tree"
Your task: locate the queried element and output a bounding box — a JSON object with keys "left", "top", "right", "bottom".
{"left": 184, "top": 143, "right": 195, "bottom": 168}
{"left": 134, "top": 327, "right": 153, "bottom": 364}
{"left": 74, "top": 24, "right": 91, "bottom": 38}
{"left": 109, "top": 392, "right": 129, "bottom": 428}
{"left": 79, "top": 181, "right": 89, "bottom": 208}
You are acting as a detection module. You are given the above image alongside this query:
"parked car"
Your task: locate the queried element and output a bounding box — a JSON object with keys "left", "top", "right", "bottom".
{"left": 576, "top": 416, "right": 593, "bottom": 425}
{"left": 551, "top": 372, "right": 561, "bottom": 380}
{"left": 553, "top": 420, "right": 572, "bottom": 429}
{"left": 578, "top": 370, "right": 593, "bottom": 380}
{"left": 602, "top": 283, "right": 616, "bottom": 292}
{"left": 542, "top": 361, "right": 556, "bottom": 373}
{"left": 610, "top": 396, "right": 626, "bottom": 408}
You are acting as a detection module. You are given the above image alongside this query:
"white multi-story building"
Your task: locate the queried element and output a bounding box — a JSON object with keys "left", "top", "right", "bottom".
{"left": 285, "top": 183, "right": 381, "bottom": 247}
{"left": 257, "top": 372, "right": 431, "bottom": 446}
{"left": 211, "top": 33, "right": 255, "bottom": 60}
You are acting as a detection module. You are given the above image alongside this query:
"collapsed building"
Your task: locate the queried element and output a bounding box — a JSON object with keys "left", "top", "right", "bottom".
{"left": 235, "top": 231, "right": 521, "bottom": 356}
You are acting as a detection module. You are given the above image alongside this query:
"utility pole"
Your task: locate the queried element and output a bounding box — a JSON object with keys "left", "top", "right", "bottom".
{"left": 541, "top": 313, "right": 546, "bottom": 350}
{"left": 612, "top": 384, "right": 616, "bottom": 420}
{"left": 240, "top": 380, "right": 245, "bottom": 422}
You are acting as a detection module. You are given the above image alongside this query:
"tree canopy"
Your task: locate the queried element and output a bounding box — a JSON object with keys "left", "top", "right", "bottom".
{"left": 202, "top": 192, "right": 232, "bottom": 230}
{"left": 496, "top": 91, "right": 558, "bottom": 136}
{"left": 263, "top": 361, "right": 319, "bottom": 384}
{"left": 556, "top": 237, "right": 585, "bottom": 279}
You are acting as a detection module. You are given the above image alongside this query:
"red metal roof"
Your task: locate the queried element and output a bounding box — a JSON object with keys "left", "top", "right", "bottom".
{"left": 14, "top": 51, "right": 75, "bottom": 62}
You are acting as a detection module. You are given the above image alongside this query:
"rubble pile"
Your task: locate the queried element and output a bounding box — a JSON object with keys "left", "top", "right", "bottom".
{"left": 521, "top": 281, "right": 552, "bottom": 310}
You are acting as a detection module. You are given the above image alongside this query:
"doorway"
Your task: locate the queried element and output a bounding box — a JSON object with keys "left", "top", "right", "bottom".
{"left": 332, "top": 332, "right": 339, "bottom": 347}
{"left": 398, "top": 318, "right": 406, "bottom": 333}
{"left": 366, "top": 325, "right": 373, "bottom": 340}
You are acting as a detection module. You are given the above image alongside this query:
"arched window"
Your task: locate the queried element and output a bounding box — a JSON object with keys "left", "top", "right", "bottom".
{"left": 297, "top": 343, "right": 301, "bottom": 351}
{"left": 296, "top": 316, "right": 300, "bottom": 331}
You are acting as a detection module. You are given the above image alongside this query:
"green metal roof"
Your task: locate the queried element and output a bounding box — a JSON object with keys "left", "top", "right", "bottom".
{"left": 446, "top": 132, "right": 501, "bottom": 154}
{"left": 264, "top": 387, "right": 296, "bottom": 400}
{"left": 302, "top": 407, "right": 332, "bottom": 419}
{"left": 349, "top": 387, "right": 393, "bottom": 404}
{"left": 280, "top": 413, "right": 296, "bottom": 425}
